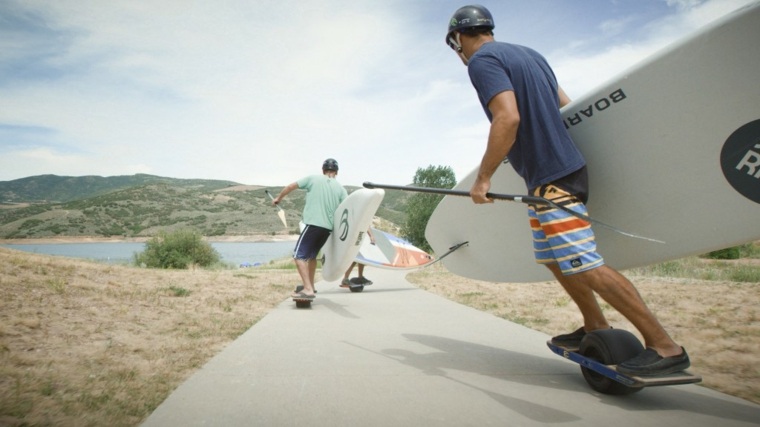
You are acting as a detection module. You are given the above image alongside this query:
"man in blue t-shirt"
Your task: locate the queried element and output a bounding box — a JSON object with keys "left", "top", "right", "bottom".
{"left": 446, "top": 5, "right": 689, "bottom": 376}
{"left": 273, "top": 158, "right": 347, "bottom": 299}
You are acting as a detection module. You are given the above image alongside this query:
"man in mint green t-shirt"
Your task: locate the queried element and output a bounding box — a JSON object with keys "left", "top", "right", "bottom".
{"left": 273, "top": 158, "right": 347, "bottom": 299}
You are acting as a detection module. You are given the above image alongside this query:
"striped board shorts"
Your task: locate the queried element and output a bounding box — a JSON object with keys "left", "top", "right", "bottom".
{"left": 528, "top": 183, "right": 604, "bottom": 275}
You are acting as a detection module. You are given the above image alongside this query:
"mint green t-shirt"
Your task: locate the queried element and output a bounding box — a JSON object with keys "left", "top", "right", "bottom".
{"left": 296, "top": 174, "right": 347, "bottom": 230}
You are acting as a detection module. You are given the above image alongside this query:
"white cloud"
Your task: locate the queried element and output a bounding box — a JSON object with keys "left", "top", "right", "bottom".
{"left": 551, "top": 0, "right": 756, "bottom": 96}
{"left": 1, "top": 0, "right": 755, "bottom": 187}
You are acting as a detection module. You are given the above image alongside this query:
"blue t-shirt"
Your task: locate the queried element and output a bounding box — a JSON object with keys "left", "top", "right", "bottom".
{"left": 467, "top": 41, "right": 585, "bottom": 189}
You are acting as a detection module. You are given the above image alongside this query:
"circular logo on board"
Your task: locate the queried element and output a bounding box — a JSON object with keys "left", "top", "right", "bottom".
{"left": 338, "top": 209, "right": 349, "bottom": 241}
{"left": 720, "top": 119, "right": 760, "bottom": 204}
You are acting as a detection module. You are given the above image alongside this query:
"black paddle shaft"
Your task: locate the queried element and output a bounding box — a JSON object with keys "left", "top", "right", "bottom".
{"left": 363, "top": 182, "right": 550, "bottom": 207}
{"left": 362, "top": 182, "right": 665, "bottom": 244}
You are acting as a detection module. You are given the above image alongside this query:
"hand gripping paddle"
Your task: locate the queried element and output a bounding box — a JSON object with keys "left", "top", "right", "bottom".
{"left": 265, "top": 189, "right": 288, "bottom": 229}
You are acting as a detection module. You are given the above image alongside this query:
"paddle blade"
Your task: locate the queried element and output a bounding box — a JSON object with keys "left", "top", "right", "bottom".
{"left": 277, "top": 210, "right": 288, "bottom": 228}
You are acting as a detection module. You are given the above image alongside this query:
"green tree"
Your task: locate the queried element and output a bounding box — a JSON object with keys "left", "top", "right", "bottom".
{"left": 401, "top": 165, "right": 456, "bottom": 252}
{"left": 134, "top": 229, "right": 220, "bottom": 269}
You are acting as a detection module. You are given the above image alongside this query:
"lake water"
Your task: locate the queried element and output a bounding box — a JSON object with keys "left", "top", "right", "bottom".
{"left": 0, "top": 241, "right": 295, "bottom": 267}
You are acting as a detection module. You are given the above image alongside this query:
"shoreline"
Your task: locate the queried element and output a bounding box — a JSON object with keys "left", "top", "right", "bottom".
{"left": 0, "top": 234, "right": 299, "bottom": 245}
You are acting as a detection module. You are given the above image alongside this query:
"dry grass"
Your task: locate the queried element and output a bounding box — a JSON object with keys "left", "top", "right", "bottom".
{"left": 407, "top": 261, "right": 760, "bottom": 405}
{"left": 0, "top": 248, "right": 299, "bottom": 427}
{"left": 1, "top": 246, "right": 758, "bottom": 426}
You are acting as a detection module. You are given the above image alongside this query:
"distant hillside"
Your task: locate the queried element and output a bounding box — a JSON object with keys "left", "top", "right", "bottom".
{"left": 0, "top": 174, "right": 240, "bottom": 203}
{"left": 0, "top": 175, "right": 410, "bottom": 239}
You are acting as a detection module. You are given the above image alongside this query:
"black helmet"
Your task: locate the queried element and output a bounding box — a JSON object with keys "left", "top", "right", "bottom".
{"left": 446, "top": 5, "right": 495, "bottom": 50}
{"left": 322, "top": 158, "right": 339, "bottom": 171}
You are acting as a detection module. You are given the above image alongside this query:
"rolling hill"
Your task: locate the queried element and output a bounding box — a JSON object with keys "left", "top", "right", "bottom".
{"left": 0, "top": 174, "right": 410, "bottom": 239}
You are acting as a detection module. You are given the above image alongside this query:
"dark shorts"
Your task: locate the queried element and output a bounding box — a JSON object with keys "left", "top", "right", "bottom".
{"left": 293, "top": 224, "right": 331, "bottom": 261}
{"left": 528, "top": 166, "right": 605, "bottom": 275}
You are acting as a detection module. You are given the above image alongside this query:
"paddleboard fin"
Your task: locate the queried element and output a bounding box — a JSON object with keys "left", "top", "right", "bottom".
{"left": 421, "top": 241, "right": 469, "bottom": 269}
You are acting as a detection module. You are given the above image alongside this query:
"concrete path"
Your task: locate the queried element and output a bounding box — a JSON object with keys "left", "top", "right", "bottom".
{"left": 142, "top": 268, "right": 760, "bottom": 426}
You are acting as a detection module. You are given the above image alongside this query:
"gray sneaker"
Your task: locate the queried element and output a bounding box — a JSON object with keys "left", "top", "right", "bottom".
{"left": 550, "top": 327, "right": 586, "bottom": 349}
{"left": 617, "top": 347, "right": 690, "bottom": 377}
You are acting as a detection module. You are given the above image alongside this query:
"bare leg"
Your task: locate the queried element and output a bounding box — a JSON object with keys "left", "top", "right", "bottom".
{"left": 343, "top": 262, "right": 356, "bottom": 280}
{"left": 308, "top": 259, "right": 318, "bottom": 291}
{"left": 546, "top": 263, "right": 610, "bottom": 332}
{"left": 294, "top": 259, "right": 315, "bottom": 296}
{"left": 554, "top": 263, "right": 681, "bottom": 357}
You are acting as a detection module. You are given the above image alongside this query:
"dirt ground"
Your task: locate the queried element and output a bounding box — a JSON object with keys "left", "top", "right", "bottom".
{"left": 0, "top": 247, "right": 758, "bottom": 426}
{"left": 0, "top": 248, "right": 300, "bottom": 427}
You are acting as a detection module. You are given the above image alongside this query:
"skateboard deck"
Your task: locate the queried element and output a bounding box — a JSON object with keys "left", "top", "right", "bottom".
{"left": 292, "top": 285, "right": 314, "bottom": 308}
{"left": 547, "top": 341, "right": 701, "bottom": 388}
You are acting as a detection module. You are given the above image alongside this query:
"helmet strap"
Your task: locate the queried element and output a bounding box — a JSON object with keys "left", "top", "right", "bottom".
{"left": 454, "top": 33, "right": 470, "bottom": 65}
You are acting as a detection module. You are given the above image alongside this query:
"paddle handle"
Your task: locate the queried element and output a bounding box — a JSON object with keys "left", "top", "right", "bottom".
{"left": 362, "top": 182, "right": 546, "bottom": 206}
{"left": 265, "top": 189, "right": 284, "bottom": 211}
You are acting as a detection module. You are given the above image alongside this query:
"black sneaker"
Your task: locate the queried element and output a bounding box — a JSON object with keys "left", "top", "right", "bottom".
{"left": 617, "top": 347, "right": 690, "bottom": 377}
{"left": 550, "top": 327, "right": 586, "bottom": 349}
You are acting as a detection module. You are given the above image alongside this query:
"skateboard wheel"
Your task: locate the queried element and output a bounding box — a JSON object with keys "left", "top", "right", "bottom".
{"left": 349, "top": 285, "right": 364, "bottom": 293}
{"left": 295, "top": 300, "right": 312, "bottom": 308}
{"left": 579, "top": 329, "right": 644, "bottom": 395}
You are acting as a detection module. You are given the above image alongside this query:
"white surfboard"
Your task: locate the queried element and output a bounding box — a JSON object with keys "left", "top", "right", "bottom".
{"left": 321, "top": 189, "right": 384, "bottom": 281}
{"left": 425, "top": 2, "right": 760, "bottom": 283}
{"left": 354, "top": 228, "right": 434, "bottom": 270}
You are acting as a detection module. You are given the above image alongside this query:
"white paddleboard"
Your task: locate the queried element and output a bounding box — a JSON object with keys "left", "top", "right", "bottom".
{"left": 426, "top": 2, "right": 760, "bottom": 283}
{"left": 355, "top": 228, "right": 434, "bottom": 270}
{"left": 321, "top": 189, "right": 384, "bottom": 281}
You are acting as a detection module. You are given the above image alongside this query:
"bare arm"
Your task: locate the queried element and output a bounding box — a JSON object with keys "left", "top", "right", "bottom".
{"left": 273, "top": 182, "right": 298, "bottom": 205}
{"left": 471, "top": 90, "right": 520, "bottom": 204}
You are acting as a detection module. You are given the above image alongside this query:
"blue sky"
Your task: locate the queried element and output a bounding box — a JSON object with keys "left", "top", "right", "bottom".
{"left": 0, "top": 0, "right": 755, "bottom": 187}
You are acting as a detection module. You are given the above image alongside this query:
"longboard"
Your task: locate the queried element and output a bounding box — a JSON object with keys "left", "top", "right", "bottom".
{"left": 292, "top": 285, "right": 313, "bottom": 308}
{"left": 292, "top": 296, "right": 312, "bottom": 309}
{"left": 354, "top": 228, "right": 434, "bottom": 270}
{"left": 320, "top": 189, "right": 384, "bottom": 282}
{"left": 546, "top": 329, "right": 701, "bottom": 395}
{"left": 425, "top": 2, "right": 760, "bottom": 282}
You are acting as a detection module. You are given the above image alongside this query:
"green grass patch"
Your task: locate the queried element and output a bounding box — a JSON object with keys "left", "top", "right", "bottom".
{"left": 629, "top": 255, "right": 760, "bottom": 283}
{"left": 167, "top": 286, "right": 190, "bottom": 297}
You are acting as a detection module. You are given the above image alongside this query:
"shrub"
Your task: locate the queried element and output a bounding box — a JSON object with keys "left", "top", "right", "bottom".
{"left": 134, "top": 229, "right": 220, "bottom": 269}
{"left": 707, "top": 246, "right": 742, "bottom": 260}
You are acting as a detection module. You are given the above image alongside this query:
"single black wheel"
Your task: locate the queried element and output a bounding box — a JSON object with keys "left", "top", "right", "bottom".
{"left": 348, "top": 277, "right": 365, "bottom": 293}
{"left": 579, "top": 329, "right": 645, "bottom": 395}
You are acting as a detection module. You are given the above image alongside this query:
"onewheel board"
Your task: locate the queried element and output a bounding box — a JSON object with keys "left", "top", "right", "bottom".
{"left": 546, "top": 329, "right": 700, "bottom": 395}
{"left": 426, "top": 2, "right": 760, "bottom": 282}
{"left": 321, "top": 189, "right": 384, "bottom": 281}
